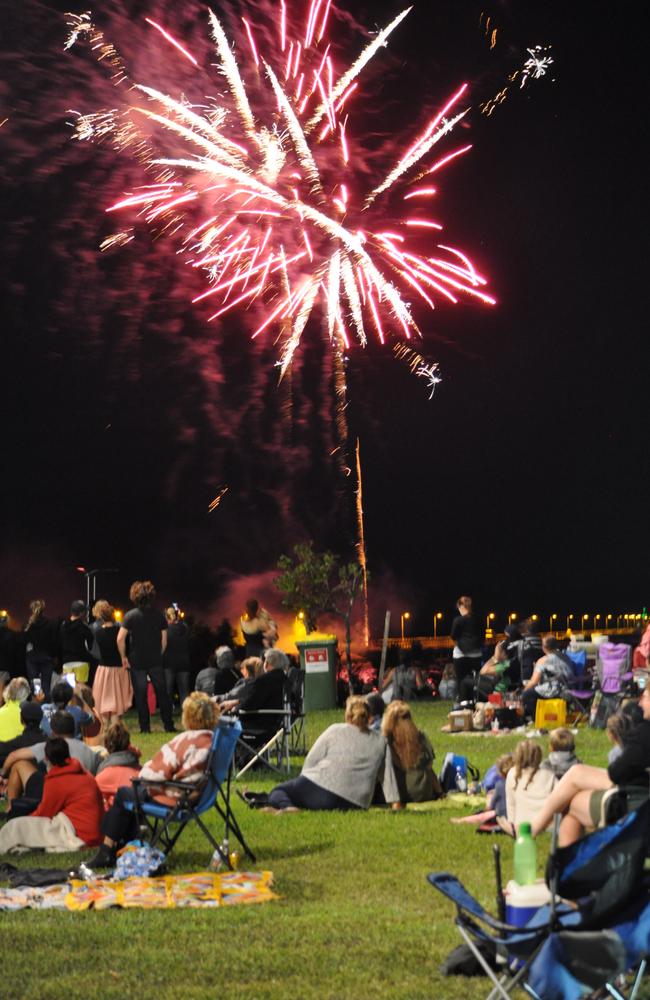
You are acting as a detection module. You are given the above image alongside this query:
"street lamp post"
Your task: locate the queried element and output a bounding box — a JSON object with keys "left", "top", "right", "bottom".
{"left": 582, "top": 613, "right": 589, "bottom": 633}
{"left": 400, "top": 611, "right": 410, "bottom": 641}
{"left": 485, "top": 612, "right": 495, "bottom": 639}
{"left": 433, "top": 612, "right": 443, "bottom": 639}
{"left": 593, "top": 613, "right": 601, "bottom": 633}
{"left": 549, "top": 613, "right": 558, "bottom": 633}
{"left": 508, "top": 612, "right": 517, "bottom": 626}
{"left": 566, "top": 614, "right": 574, "bottom": 633}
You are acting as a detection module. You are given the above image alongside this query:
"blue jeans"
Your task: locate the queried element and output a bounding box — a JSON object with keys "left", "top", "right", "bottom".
{"left": 130, "top": 667, "right": 173, "bottom": 732}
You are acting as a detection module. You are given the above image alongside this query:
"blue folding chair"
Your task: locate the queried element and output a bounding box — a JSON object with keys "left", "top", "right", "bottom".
{"left": 127, "top": 717, "right": 255, "bottom": 869}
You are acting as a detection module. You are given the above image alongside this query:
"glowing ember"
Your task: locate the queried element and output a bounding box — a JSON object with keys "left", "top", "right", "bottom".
{"left": 66, "top": 3, "right": 495, "bottom": 378}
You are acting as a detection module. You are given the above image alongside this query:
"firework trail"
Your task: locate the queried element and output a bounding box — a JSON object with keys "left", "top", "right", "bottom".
{"left": 355, "top": 437, "right": 369, "bottom": 647}
{"left": 65, "top": 2, "right": 495, "bottom": 382}
{"left": 478, "top": 13, "right": 554, "bottom": 118}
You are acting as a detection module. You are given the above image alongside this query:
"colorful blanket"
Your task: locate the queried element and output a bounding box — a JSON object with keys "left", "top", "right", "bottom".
{"left": 0, "top": 871, "right": 277, "bottom": 911}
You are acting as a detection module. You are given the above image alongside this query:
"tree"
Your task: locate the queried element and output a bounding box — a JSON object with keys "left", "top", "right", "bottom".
{"left": 275, "top": 542, "right": 364, "bottom": 690}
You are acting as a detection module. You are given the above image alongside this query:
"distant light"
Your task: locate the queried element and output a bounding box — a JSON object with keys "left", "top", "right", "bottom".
{"left": 75, "top": 566, "right": 86, "bottom": 573}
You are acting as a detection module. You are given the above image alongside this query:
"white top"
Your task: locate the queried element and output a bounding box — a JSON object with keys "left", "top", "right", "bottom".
{"left": 505, "top": 766, "right": 556, "bottom": 828}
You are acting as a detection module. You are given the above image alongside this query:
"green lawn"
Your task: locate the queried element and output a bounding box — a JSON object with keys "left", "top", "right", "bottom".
{"left": 0, "top": 703, "right": 617, "bottom": 999}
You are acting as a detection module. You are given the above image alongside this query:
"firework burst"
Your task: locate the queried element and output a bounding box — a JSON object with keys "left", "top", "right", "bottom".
{"left": 66, "top": 2, "right": 495, "bottom": 378}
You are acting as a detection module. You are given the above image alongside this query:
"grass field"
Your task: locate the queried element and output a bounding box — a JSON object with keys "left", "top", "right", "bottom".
{"left": 0, "top": 702, "right": 619, "bottom": 999}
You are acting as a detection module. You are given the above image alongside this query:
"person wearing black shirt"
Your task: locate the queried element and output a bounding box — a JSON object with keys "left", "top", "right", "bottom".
{"left": 163, "top": 606, "right": 191, "bottom": 713}
{"left": 450, "top": 596, "right": 483, "bottom": 697}
{"left": 117, "top": 580, "right": 174, "bottom": 734}
{"left": 60, "top": 600, "right": 93, "bottom": 678}
{"left": 91, "top": 600, "right": 133, "bottom": 725}
{"left": 532, "top": 686, "right": 650, "bottom": 845}
{"left": 23, "top": 600, "right": 59, "bottom": 700}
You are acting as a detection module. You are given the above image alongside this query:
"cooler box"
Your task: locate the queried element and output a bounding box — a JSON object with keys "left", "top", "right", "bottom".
{"left": 296, "top": 636, "right": 337, "bottom": 711}
{"left": 504, "top": 880, "right": 551, "bottom": 928}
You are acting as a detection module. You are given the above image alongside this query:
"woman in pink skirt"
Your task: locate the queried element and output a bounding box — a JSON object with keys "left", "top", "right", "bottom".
{"left": 92, "top": 601, "right": 133, "bottom": 725}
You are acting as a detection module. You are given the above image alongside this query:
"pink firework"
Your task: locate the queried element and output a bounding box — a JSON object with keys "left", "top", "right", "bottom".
{"left": 67, "top": 3, "right": 495, "bottom": 376}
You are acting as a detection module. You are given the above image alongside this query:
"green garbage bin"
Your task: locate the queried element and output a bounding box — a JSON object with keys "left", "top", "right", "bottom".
{"left": 296, "top": 636, "right": 338, "bottom": 711}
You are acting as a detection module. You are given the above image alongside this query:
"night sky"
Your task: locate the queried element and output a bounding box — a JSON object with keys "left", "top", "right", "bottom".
{"left": 1, "top": 0, "right": 647, "bottom": 637}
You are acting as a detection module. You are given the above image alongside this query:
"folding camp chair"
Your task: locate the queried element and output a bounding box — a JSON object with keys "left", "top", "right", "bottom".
{"left": 235, "top": 672, "right": 306, "bottom": 777}
{"left": 429, "top": 800, "right": 650, "bottom": 1000}
{"left": 127, "top": 716, "right": 255, "bottom": 869}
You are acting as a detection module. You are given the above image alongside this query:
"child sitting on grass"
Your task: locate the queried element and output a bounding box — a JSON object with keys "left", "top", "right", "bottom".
{"left": 450, "top": 753, "right": 513, "bottom": 827}
{"left": 540, "top": 727, "right": 580, "bottom": 779}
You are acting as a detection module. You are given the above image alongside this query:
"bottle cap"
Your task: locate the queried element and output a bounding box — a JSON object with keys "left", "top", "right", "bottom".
{"left": 518, "top": 822, "right": 532, "bottom": 835}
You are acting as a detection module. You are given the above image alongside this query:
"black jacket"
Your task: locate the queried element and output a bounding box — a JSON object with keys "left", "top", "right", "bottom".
{"left": 608, "top": 720, "right": 650, "bottom": 787}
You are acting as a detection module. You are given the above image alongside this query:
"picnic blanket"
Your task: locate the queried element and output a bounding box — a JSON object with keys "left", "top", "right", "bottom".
{"left": 0, "top": 870, "right": 277, "bottom": 911}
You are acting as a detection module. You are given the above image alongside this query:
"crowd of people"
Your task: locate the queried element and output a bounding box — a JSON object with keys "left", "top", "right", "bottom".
{"left": 1, "top": 587, "right": 649, "bottom": 868}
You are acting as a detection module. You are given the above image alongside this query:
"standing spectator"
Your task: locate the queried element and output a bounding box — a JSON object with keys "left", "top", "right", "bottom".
{"left": 240, "top": 599, "right": 278, "bottom": 658}
{"left": 59, "top": 600, "right": 93, "bottom": 685}
{"left": 0, "top": 611, "right": 21, "bottom": 678}
{"left": 92, "top": 600, "right": 133, "bottom": 726}
{"left": 117, "top": 580, "right": 174, "bottom": 734}
{"left": 24, "top": 600, "right": 59, "bottom": 699}
{"left": 163, "top": 606, "right": 191, "bottom": 714}
{"left": 450, "top": 596, "right": 483, "bottom": 697}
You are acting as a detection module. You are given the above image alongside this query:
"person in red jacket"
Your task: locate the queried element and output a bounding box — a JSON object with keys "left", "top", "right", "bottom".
{"left": 0, "top": 736, "right": 104, "bottom": 853}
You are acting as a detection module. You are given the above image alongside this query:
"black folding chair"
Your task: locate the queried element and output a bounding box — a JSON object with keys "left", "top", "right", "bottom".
{"left": 127, "top": 716, "right": 255, "bottom": 869}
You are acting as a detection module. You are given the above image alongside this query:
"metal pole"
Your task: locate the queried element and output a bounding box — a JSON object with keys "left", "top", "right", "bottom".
{"left": 377, "top": 611, "right": 391, "bottom": 693}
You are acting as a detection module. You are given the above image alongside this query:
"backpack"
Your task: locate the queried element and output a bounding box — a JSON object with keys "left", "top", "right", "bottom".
{"left": 439, "top": 752, "right": 480, "bottom": 792}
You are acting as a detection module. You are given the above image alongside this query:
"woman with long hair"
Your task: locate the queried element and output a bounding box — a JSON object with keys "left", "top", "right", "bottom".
{"left": 163, "top": 605, "right": 191, "bottom": 714}
{"left": 23, "top": 599, "right": 58, "bottom": 700}
{"left": 248, "top": 695, "right": 399, "bottom": 814}
{"left": 503, "top": 739, "right": 556, "bottom": 833}
{"left": 450, "top": 596, "right": 483, "bottom": 697}
{"left": 381, "top": 700, "right": 441, "bottom": 804}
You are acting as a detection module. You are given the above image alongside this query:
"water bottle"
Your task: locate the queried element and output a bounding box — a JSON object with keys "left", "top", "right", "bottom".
{"left": 513, "top": 822, "right": 537, "bottom": 885}
{"left": 455, "top": 766, "right": 467, "bottom": 793}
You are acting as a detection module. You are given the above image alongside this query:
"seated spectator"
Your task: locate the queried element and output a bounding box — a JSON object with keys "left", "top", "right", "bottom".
{"left": 470, "top": 640, "right": 511, "bottom": 703}
{"left": 252, "top": 696, "right": 399, "bottom": 814}
{"left": 0, "top": 711, "right": 100, "bottom": 818}
{"left": 451, "top": 753, "right": 513, "bottom": 826}
{"left": 503, "top": 623, "right": 522, "bottom": 684}
{"left": 95, "top": 721, "right": 141, "bottom": 809}
{"left": 195, "top": 646, "right": 239, "bottom": 696}
{"left": 437, "top": 664, "right": 458, "bottom": 702}
{"left": 220, "top": 653, "right": 286, "bottom": 719}
{"left": 0, "top": 677, "right": 31, "bottom": 742}
{"left": 532, "top": 687, "right": 650, "bottom": 846}
{"left": 522, "top": 636, "right": 574, "bottom": 720}
{"left": 381, "top": 652, "right": 424, "bottom": 704}
{"left": 77, "top": 684, "right": 103, "bottom": 745}
{"left": 0, "top": 671, "right": 10, "bottom": 707}
{"left": 381, "top": 700, "right": 441, "bottom": 804}
{"left": 0, "top": 736, "right": 104, "bottom": 853}
{"left": 88, "top": 692, "right": 219, "bottom": 868}
{"left": 214, "top": 656, "right": 262, "bottom": 704}
{"left": 606, "top": 702, "right": 643, "bottom": 765}
{"left": 40, "top": 681, "right": 93, "bottom": 739}
{"left": 365, "top": 693, "right": 385, "bottom": 732}
{"left": 0, "top": 702, "right": 45, "bottom": 767}
{"left": 541, "top": 727, "right": 580, "bottom": 779}
{"left": 502, "top": 739, "right": 556, "bottom": 834}
{"left": 284, "top": 654, "right": 304, "bottom": 716}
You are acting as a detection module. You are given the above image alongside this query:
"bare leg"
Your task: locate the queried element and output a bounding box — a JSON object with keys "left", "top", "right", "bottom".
{"left": 531, "top": 764, "right": 612, "bottom": 837}
{"left": 558, "top": 790, "right": 596, "bottom": 847}
{"left": 7, "top": 760, "right": 37, "bottom": 804}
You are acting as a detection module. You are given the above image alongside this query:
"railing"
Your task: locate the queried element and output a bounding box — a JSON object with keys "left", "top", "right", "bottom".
{"left": 368, "top": 628, "right": 641, "bottom": 652}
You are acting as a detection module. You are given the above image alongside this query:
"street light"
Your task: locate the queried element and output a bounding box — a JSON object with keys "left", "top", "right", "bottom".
{"left": 593, "top": 613, "right": 601, "bottom": 632}
{"left": 433, "top": 612, "right": 443, "bottom": 639}
{"left": 114, "top": 609, "right": 123, "bottom": 623}
{"left": 606, "top": 614, "right": 613, "bottom": 629}
{"left": 549, "top": 613, "right": 558, "bottom": 633}
{"left": 582, "top": 614, "right": 589, "bottom": 633}
{"left": 400, "top": 611, "right": 410, "bottom": 641}
{"left": 485, "top": 612, "right": 496, "bottom": 638}
{"left": 566, "top": 613, "right": 574, "bottom": 632}
{"left": 508, "top": 612, "right": 517, "bottom": 625}
{"left": 616, "top": 614, "right": 623, "bottom": 629}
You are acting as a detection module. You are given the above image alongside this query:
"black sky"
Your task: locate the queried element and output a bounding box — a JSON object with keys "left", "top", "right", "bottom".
{"left": 1, "top": 0, "right": 647, "bottom": 635}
